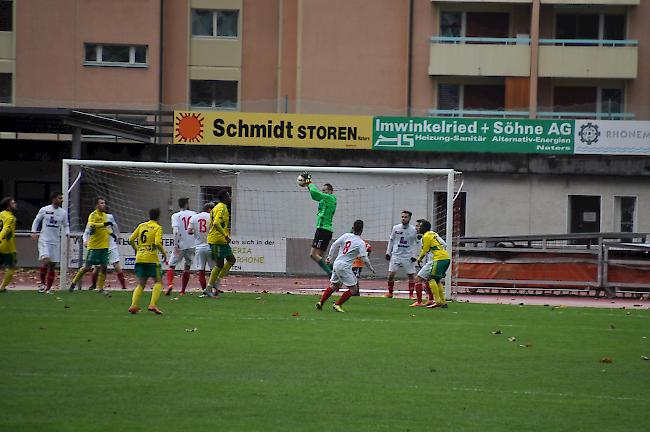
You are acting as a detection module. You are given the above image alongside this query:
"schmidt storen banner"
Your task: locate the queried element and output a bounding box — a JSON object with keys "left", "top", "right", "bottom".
{"left": 173, "top": 111, "right": 372, "bottom": 150}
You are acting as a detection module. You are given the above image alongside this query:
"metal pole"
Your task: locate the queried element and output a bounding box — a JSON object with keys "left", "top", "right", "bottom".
{"left": 444, "top": 171, "right": 454, "bottom": 298}
{"left": 60, "top": 161, "right": 70, "bottom": 290}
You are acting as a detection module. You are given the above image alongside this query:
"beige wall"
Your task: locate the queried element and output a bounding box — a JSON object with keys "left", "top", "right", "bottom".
{"left": 240, "top": 0, "right": 279, "bottom": 113}
{"left": 411, "top": 0, "right": 436, "bottom": 116}
{"left": 297, "top": 0, "right": 408, "bottom": 115}
{"left": 16, "top": 0, "right": 161, "bottom": 109}
{"left": 627, "top": 1, "right": 650, "bottom": 119}
{"left": 163, "top": 0, "right": 189, "bottom": 109}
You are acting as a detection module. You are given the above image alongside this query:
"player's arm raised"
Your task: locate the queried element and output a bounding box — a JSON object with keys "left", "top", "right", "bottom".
{"left": 307, "top": 183, "right": 327, "bottom": 202}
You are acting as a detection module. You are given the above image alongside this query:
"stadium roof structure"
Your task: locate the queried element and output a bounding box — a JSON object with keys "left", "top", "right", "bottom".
{"left": 0, "top": 106, "right": 160, "bottom": 143}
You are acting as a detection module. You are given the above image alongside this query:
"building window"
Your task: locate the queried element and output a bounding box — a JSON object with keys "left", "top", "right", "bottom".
{"left": 191, "top": 9, "right": 239, "bottom": 38}
{"left": 437, "top": 83, "right": 505, "bottom": 113}
{"left": 568, "top": 195, "right": 600, "bottom": 235}
{"left": 84, "top": 44, "right": 148, "bottom": 67}
{"left": 190, "top": 80, "right": 238, "bottom": 109}
{"left": 0, "top": 73, "right": 11, "bottom": 104}
{"left": 556, "top": 13, "right": 626, "bottom": 41}
{"left": 0, "top": 1, "right": 12, "bottom": 32}
{"left": 439, "top": 11, "right": 510, "bottom": 41}
{"left": 553, "top": 86, "right": 624, "bottom": 117}
{"left": 614, "top": 196, "right": 635, "bottom": 233}
{"left": 14, "top": 181, "right": 61, "bottom": 230}
{"left": 434, "top": 191, "right": 466, "bottom": 238}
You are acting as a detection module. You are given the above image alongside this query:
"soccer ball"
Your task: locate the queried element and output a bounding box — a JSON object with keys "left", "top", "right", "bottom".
{"left": 297, "top": 174, "right": 308, "bottom": 187}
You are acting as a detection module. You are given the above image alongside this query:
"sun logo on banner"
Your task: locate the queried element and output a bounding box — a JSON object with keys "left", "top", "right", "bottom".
{"left": 175, "top": 112, "right": 205, "bottom": 143}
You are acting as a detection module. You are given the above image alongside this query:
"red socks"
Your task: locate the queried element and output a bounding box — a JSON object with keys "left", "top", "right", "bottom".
{"left": 319, "top": 286, "right": 335, "bottom": 304}
{"left": 335, "top": 289, "right": 353, "bottom": 306}
{"left": 415, "top": 282, "right": 423, "bottom": 303}
{"left": 387, "top": 280, "right": 395, "bottom": 294}
{"left": 117, "top": 271, "right": 126, "bottom": 289}
{"left": 181, "top": 271, "right": 190, "bottom": 292}
{"left": 39, "top": 264, "right": 47, "bottom": 285}
{"left": 425, "top": 283, "right": 434, "bottom": 301}
{"left": 408, "top": 281, "right": 415, "bottom": 296}
{"left": 198, "top": 270, "right": 206, "bottom": 289}
{"left": 167, "top": 268, "right": 174, "bottom": 287}
{"left": 46, "top": 269, "right": 55, "bottom": 290}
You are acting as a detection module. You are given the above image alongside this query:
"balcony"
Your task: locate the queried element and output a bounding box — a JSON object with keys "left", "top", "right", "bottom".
{"left": 538, "top": 39, "right": 638, "bottom": 79}
{"left": 428, "top": 109, "right": 529, "bottom": 118}
{"left": 431, "top": 1, "right": 639, "bottom": 4}
{"left": 429, "top": 36, "right": 530, "bottom": 77}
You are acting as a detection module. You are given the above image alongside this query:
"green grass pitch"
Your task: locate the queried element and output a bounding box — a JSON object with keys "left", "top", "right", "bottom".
{"left": 1, "top": 291, "right": 649, "bottom": 432}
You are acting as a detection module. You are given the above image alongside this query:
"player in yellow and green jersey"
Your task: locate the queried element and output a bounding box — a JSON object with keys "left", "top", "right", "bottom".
{"left": 128, "top": 208, "right": 166, "bottom": 315}
{"left": 298, "top": 172, "right": 337, "bottom": 276}
{"left": 411, "top": 219, "right": 450, "bottom": 308}
{"left": 69, "top": 197, "right": 113, "bottom": 292}
{"left": 204, "top": 189, "right": 236, "bottom": 298}
{"left": 0, "top": 197, "right": 18, "bottom": 292}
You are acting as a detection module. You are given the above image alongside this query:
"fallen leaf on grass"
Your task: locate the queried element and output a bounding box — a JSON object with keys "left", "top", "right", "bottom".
{"left": 609, "top": 324, "right": 616, "bottom": 329}
{"left": 292, "top": 312, "right": 300, "bottom": 317}
{"left": 185, "top": 327, "right": 198, "bottom": 332}
{"left": 507, "top": 336, "right": 516, "bottom": 342}
{"left": 600, "top": 357, "right": 613, "bottom": 364}
{"left": 255, "top": 297, "right": 262, "bottom": 300}
{"left": 64, "top": 305, "right": 70, "bottom": 309}
{"left": 492, "top": 330, "right": 502, "bottom": 335}
{"left": 429, "top": 368, "right": 437, "bottom": 373}
{"left": 39, "top": 326, "right": 46, "bottom": 330}
{"left": 641, "top": 356, "right": 649, "bottom": 361}
{"left": 519, "top": 343, "right": 533, "bottom": 348}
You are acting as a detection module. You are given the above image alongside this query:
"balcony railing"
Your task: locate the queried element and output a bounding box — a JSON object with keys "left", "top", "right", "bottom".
{"left": 428, "top": 109, "right": 530, "bottom": 118}
{"left": 427, "top": 109, "right": 635, "bottom": 120}
{"left": 430, "top": 36, "right": 531, "bottom": 45}
{"left": 539, "top": 38, "right": 638, "bottom": 47}
{"left": 537, "top": 111, "right": 635, "bottom": 120}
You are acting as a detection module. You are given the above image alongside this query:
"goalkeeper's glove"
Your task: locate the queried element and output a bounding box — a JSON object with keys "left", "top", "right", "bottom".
{"left": 410, "top": 257, "right": 417, "bottom": 263}
{"left": 103, "top": 221, "right": 113, "bottom": 227}
{"left": 300, "top": 172, "right": 312, "bottom": 185}
{"left": 385, "top": 254, "right": 391, "bottom": 261}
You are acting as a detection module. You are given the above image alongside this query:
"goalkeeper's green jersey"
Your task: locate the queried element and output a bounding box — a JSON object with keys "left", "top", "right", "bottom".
{"left": 308, "top": 184, "right": 336, "bottom": 232}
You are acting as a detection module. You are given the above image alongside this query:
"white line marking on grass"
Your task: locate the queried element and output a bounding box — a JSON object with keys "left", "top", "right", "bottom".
{"left": 450, "top": 386, "right": 645, "bottom": 402}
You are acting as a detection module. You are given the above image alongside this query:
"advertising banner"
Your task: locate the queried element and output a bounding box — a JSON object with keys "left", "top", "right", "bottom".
{"left": 575, "top": 120, "right": 650, "bottom": 155}
{"left": 69, "top": 234, "right": 287, "bottom": 273}
{"left": 372, "top": 117, "right": 574, "bottom": 154}
{"left": 174, "top": 111, "right": 372, "bottom": 150}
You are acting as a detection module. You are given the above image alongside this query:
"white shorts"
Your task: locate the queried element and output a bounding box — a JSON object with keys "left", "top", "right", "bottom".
{"left": 38, "top": 241, "right": 60, "bottom": 263}
{"left": 417, "top": 261, "right": 433, "bottom": 280}
{"left": 194, "top": 245, "right": 214, "bottom": 270}
{"left": 169, "top": 247, "right": 195, "bottom": 267}
{"left": 329, "top": 263, "right": 357, "bottom": 287}
{"left": 109, "top": 247, "right": 120, "bottom": 265}
{"left": 388, "top": 256, "right": 416, "bottom": 274}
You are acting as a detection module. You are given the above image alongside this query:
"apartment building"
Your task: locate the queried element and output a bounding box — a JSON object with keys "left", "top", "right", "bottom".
{"left": 0, "top": 0, "right": 649, "bottom": 245}
{"left": 0, "top": 0, "right": 646, "bottom": 117}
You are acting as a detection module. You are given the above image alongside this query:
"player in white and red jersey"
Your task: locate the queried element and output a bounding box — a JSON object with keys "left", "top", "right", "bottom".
{"left": 30, "top": 192, "right": 69, "bottom": 293}
{"left": 165, "top": 197, "right": 197, "bottom": 295}
{"left": 316, "top": 220, "right": 375, "bottom": 313}
{"left": 385, "top": 210, "right": 419, "bottom": 299}
{"left": 188, "top": 202, "right": 215, "bottom": 294}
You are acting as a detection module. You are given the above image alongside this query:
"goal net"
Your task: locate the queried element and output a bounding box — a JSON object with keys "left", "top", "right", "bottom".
{"left": 61, "top": 160, "right": 463, "bottom": 296}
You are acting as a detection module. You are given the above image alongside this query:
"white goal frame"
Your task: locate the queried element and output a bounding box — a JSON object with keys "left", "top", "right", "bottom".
{"left": 61, "top": 159, "right": 459, "bottom": 295}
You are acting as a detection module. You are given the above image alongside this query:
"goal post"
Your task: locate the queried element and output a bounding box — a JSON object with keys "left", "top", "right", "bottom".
{"left": 61, "top": 159, "right": 462, "bottom": 296}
